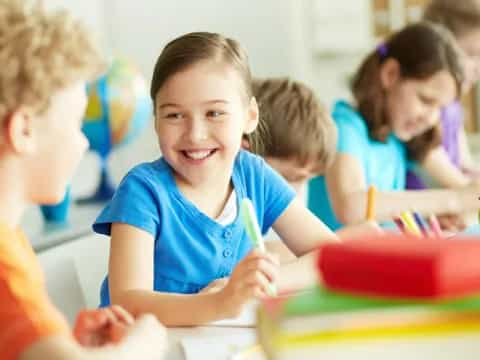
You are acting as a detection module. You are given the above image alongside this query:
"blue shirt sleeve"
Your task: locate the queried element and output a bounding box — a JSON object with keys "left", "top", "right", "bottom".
{"left": 93, "top": 171, "right": 160, "bottom": 237}
{"left": 335, "top": 116, "right": 368, "bottom": 163}
{"left": 260, "top": 159, "right": 296, "bottom": 234}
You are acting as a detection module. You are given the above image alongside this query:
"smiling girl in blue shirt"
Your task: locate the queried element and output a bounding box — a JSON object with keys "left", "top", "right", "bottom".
{"left": 93, "top": 32, "right": 337, "bottom": 326}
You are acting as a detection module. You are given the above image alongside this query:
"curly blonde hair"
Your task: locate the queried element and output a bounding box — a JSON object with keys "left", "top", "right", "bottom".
{"left": 0, "top": 0, "right": 105, "bottom": 121}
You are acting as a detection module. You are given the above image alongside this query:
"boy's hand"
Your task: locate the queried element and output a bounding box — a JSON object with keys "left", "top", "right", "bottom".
{"left": 199, "top": 277, "right": 229, "bottom": 294}
{"left": 218, "top": 250, "right": 279, "bottom": 317}
{"left": 73, "top": 305, "right": 133, "bottom": 347}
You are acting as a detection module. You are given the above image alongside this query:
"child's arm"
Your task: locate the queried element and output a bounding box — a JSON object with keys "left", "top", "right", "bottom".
{"left": 420, "top": 146, "right": 471, "bottom": 188}
{"left": 326, "top": 153, "right": 480, "bottom": 224}
{"left": 271, "top": 198, "right": 338, "bottom": 256}
{"left": 204, "top": 221, "right": 381, "bottom": 294}
{"left": 108, "top": 223, "right": 277, "bottom": 326}
{"left": 271, "top": 197, "right": 339, "bottom": 291}
{"left": 265, "top": 222, "right": 380, "bottom": 265}
{"left": 458, "top": 128, "right": 480, "bottom": 175}
{"left": 335, "top": 221, "right": 382, "bottom": 239}
{"left": 265, "top": 240, "right": 297, "bottom": 263}
{"left": 20, "top": 314, "right": 166, "bottom": 360}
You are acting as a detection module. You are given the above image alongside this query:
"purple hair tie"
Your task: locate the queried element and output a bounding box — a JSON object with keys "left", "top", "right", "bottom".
{"left": 377, "top": 43, "right": 388, "bottom": 58}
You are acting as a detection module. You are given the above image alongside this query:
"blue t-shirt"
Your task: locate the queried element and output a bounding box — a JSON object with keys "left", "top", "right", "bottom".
{"left": 94, "top": 150, "right": 295, "bottom": 306}
{"left": 308, "top": 100, "right": 407, "bottom": 230}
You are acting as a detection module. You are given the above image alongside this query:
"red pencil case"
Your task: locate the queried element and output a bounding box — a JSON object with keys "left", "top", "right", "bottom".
{"left": 317, "top": 233, "right": 480, "bottom": 299}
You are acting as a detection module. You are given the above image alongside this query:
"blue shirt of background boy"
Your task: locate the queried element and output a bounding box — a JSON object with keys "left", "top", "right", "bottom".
{"left": 308, "top": 100, "right": 407, "bottom": 230}
{"left": 94, "top": 150, "right": 295, "bottom": 306}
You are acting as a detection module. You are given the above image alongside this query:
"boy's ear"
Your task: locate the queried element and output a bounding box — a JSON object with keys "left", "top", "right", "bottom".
{"left": 153, "top": 116, "right": 160, "bottom": 135}
{"left": 4, "top": 108, "right": 36, "bottom": 154}
{"left": 379, "top": 58, "right": 401, "bottom": 90}
{"left": 244, "top": 96, "right": 259, "bottom": 134}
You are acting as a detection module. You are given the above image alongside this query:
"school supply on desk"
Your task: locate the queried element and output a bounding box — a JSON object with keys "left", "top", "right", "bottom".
{"left": 366, "top": 185, "right": 376, "bottom": 221}
{"left": 393, "top": 216, "right": 407, "bottom": 234}
{"left": 317, "top": 233, "right": 480, "bottom": 298}
{"left": 257, "top": 287, "right": 480, "bottom": 360}
{"left": 240, "top": 198, "right": 276, "bottom": 296}
{"left": 399, "top": 211, "right": 421, "bottom": 236}
{"left": 428, "top": 214, "right": 443, "bottom": 237}
{"left": 413, "top": 211, "right": 429, "bottom": 237}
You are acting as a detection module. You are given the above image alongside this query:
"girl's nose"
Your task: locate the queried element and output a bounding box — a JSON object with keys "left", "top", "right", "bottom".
{"left": 186, "top": 117, "right": 208, "bottom": 142}
{"left": 423, "top": 106, "right": 440, "bottom": 127}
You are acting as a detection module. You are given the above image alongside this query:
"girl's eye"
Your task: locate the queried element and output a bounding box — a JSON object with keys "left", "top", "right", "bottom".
{"left": 166, "top": 113, "right": 183, "bottom": 119}
{"left": 207, "top": 110, "right": 225, "bottom": 118}
{"left": 419, "top": 95, "right": 435, "bottom": 106}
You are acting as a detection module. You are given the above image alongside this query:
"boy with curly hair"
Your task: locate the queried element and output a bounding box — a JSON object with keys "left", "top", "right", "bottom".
{"left": 0, "top": 1, "right": 165, "bottom": 359}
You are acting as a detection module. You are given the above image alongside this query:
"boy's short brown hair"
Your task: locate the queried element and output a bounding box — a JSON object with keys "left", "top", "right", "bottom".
{"left": 253, "top": 77, "right": 337, "bottom": 172}
{"left": 0, "top": 0, "right": 105, "bottom": 122}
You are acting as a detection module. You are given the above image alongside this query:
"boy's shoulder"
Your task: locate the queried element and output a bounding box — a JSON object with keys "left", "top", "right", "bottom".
{"left": 0, "top": 225, "right": 70, "bottom": 358}
{"left": 0, "top": 225, "right": 25, "bottom": 260}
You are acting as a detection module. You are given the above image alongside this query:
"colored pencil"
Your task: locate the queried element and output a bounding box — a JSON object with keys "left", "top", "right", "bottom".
{"left": 413, "top": 211, "right": 429, "bottom": 237}
{"left": 428, "top": 214, "right": 443, "bottom": 238}
{"left": 366, "top": 185, "right": 376, "bottom": 221}
{"left": 399, "top": 211, "right": 421, "bottom": 236}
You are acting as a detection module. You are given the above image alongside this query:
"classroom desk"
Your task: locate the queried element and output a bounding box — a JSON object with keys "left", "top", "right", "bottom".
{"left": 162, "top": 223, "right": 480, "bottom": 360}
{"left": 165, "top": 325, "right": 480, "bottom": 360}
{"left": 166, "top": 325, "right": 259, "bottom": 360}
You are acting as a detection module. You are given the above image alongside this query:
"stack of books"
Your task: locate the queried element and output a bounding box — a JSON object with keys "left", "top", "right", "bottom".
{"left": 257, "top": 234, "right": 480, "bottom": 359}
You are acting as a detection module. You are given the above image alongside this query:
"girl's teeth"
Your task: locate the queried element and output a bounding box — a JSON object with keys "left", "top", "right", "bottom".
{"left": 185, "top": 150, "right": 212, "bottom": 159}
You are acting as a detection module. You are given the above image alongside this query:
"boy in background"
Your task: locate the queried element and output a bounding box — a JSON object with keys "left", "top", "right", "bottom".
{"left": 253, "top": 78, "right": 379, "bottom": 261}
{"left": 0, "top": 1, "right": 165, "bottom": 359}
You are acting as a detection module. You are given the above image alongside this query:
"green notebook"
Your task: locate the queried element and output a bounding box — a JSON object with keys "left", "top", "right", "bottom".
{"left": 258, "top": 286, "right": 480, "bottom": 339}
{"left": 283, "top": 286, "right": 480, "bottom": 317}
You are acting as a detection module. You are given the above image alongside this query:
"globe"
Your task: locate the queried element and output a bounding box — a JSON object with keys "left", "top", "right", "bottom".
{"left": 79, "top": 57, "right": 152, "bottom": 203}
{"left": 40, "top": 58, "right": 152, "bottom": 222}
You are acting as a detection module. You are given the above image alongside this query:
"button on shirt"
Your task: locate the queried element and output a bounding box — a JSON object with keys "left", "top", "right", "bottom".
{"left": 94, "top": 150, "right": 295, "bottom": 306}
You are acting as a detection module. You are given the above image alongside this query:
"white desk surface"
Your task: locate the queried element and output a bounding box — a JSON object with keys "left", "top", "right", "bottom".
{"left": 166, "top": 325, "right": 259, "bottom": 360}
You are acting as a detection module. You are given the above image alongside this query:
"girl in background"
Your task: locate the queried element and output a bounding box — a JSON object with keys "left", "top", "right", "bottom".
{"left": 308, "top": 22, "right": 480, "bottom": 230}
{"left": 407, "top": 0, "right": 480, "bottom": 229}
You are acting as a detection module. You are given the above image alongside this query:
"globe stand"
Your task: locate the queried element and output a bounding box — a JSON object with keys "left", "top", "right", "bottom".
{"left": 77, "top": 159, "right": 116, "bottom": 204}
{"left": 40, "top": 186, "right": 72, "bottom": 224}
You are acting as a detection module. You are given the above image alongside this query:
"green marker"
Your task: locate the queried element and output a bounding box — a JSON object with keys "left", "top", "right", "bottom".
{"left": 240, "top": 198, "right": 277, "bottom": 296}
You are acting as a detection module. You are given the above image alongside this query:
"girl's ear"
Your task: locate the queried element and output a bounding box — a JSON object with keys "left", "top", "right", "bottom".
{"left": 379, "top": 58, "right": 401, "bottom": 90}
{"left": 244, "top": 96, "right": 259, "bottom": 134}
{"left": 3, "top": 108, "right": 36, "bottom": 154}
